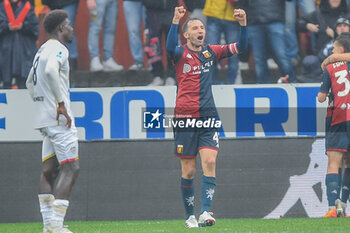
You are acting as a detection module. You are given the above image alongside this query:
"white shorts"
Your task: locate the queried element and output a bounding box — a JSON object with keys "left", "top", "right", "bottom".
{"left": 40, "top": 125, "right": 79, "bottom": 164}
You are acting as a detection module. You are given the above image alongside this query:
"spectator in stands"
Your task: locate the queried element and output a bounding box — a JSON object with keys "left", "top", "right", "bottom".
{"left": 183, "top": 0, "right": 206, "bottom": 25}
{"left": 42, "top": 0, "right": 80, "bottom": 71}
{"left": 142, "top": 0, "right": 178, "bottom": 86}
{"left": 295, "top": 55, "right": 322, "bottom": 83}
{"left": 240, "top": 0, "right": 296, "bottom": 83}
{"left": 123, "top": 0, "right": 145, "bottom": 70}
{"left": 87, "top": 0, "right": 123, "bottom": 72}
{"left": 319, "top": 16, "right": 350, "bottom": 61}
{"left": 201, "top": 0, "right": 240, "bottom": 84}
{"left": 297, "top": 0, "right": 348, "bottom": 56}
{"left": 0, "top": 0, "right": 39, "bottom": 89}
{"left": 285, "top": 0, "right": 316, "bottom": 65}
{"left": 294, "top": 17, "right": 350, "bottom": 84}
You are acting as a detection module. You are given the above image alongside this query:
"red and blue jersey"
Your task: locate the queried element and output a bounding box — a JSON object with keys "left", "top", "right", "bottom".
{"left": 167, "top": 24, "right": 247, "bottom": 118}
{"left": 320, "top": 61, "right": 350, "bottom": 125}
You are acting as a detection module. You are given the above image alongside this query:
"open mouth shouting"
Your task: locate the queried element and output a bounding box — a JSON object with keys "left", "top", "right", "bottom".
{"left": 197, "top": 35, "right": 204, "bottom": 43}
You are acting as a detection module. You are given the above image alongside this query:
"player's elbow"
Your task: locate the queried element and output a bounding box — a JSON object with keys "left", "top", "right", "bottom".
{"left": 166, "top": 44, "right": 174, "bottom": 55}
{"left": 237, "top": 42, "right": 247, "bottom": 54}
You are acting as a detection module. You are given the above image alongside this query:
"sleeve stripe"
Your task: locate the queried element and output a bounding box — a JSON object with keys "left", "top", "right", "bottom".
{"left": 229, "top": 43, "right": 239, "bottom": 54}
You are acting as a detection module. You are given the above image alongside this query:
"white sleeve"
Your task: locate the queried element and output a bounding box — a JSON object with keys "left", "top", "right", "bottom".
{"left": 26, "top": 67, "right": 35, "bottom": 100}
{"left": 45, "top": 54, "right": 63, "bottom": 103}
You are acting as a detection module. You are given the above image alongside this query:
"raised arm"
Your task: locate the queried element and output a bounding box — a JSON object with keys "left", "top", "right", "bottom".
{"left": 166, "top": 6, "right": 186, "bottom": 57}
{"left": 234, "top": 9, "right": 247, "bottom": 53}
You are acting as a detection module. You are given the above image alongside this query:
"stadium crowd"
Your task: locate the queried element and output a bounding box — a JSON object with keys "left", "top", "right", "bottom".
{"left": 1, "top": 0, "right": 350, "bottom": 88}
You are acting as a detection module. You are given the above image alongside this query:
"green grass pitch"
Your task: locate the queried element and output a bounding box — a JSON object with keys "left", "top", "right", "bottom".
{"left": 1, "top": 218, "right": 349, "bottom": 233}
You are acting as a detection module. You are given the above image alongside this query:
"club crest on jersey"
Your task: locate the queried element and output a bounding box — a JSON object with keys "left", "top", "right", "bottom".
{"left": 177, "top": 145, "right": 183, "bottom": 154}
{"left": 202, "top": 50, "right": 211, "bottom": 58}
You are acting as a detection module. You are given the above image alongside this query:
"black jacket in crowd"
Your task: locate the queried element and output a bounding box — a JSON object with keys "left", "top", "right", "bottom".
{"left": 239, "top": 0, "right": 291, "bottom": 25}
{"left": 0, "top": 0, "right": 39, "bottom": 85}
{"left": 297, "top": 0, "right": 348, "bottom": 54}
{"left": 42, "top": 0, "right": 79, "bottom": 9}
{"left": 183, "top": 0, "right": 206, "bottom": 11}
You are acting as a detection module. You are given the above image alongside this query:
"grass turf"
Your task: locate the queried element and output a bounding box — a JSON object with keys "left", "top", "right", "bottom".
{"left": 0, "top": 218, "right": 349, "bottom": 233}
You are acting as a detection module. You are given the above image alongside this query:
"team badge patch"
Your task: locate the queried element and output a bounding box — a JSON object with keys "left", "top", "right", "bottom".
{"left": 70, "top": 146, "right": 77, "bottom": 154}
{"left": 177, "top": 145, "right": 183, "bottom": 154}
{"left": 202, "top": 50, "right": 211, "bottom": 58}
{"left": 56, "top": 51, "right": 62, "bottom": 58}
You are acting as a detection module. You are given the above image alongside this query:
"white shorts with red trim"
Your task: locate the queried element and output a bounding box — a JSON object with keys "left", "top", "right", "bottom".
{"left": 40, "top": 125, "right": 79, "bottom": 164}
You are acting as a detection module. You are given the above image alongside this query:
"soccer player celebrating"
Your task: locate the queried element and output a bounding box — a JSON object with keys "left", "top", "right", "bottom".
{"left": 166, "top": 6, "right": 247, "bottom": 228}
{"left": 318, "top": 32, "right": 350, "bottom": 218}
{"left": 26, "top": 10, "right": 79, "bottom": 233}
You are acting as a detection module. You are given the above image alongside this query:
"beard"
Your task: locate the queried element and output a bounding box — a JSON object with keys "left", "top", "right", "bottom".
{"left": 190, "top": 37, "right": 203, "bottom": 48}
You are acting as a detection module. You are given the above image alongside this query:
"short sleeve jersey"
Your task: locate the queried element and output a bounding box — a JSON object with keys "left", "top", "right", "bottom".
{"left": 30, "top": 39, "right": 74, "bottom": 129}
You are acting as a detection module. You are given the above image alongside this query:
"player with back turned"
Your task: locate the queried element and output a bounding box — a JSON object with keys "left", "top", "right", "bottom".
{"left": 318, "top": 32, "right": 350, "bottom": 218}
{"left": 26, "top": 10, "right": 79, "bottom": 233}
{"left": 166, "top": 6, "right": 247, "bottom": 228}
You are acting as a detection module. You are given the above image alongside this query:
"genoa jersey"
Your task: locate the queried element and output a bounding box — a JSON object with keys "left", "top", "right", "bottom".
{"left": 30, "top": 39, "right": 74, "bottom": 129}
{"left": 172, "top": 44, "right": 238, "bottom": 118}
{"left": 326, "top": 94, "right": 334, "bottom": 119}
{"left": 320, "top": 62, "right": 350, "bottom": 126}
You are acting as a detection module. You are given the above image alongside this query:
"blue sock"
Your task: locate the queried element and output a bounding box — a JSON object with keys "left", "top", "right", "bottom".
{"left": 341, "top": 168, "right": 350, "bottom": 203}
{"left": 338, "top": 168, "right": 342, "bottom": 197}
{"left": 200, "top": 175, "right": 216, "bottom": 214}
{"left": 181, "top": 178, "right": 194, "bottom": 219}
{"left": 326, "top": 173, "right": 340, "bottom": 206}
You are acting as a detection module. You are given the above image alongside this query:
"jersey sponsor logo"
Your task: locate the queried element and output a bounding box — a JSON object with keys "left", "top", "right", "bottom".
{"left": 202, "top": 50, "right": 211, "bottom": 58}
{"left": 183, "top": 63, "right": 191, "bottom": 73}
{"left": 177, "top": 144, "right": 183, "bottom": 154}
{"left": 33, "top": 96, "right": 44, "bottom": 102}
{"left": 192, "top": 61, "right": 214, "bottom": 74}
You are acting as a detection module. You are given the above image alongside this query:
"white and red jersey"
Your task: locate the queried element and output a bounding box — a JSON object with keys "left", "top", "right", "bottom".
{"left": 28, "top": 39, "right": 74, "bottom": 129}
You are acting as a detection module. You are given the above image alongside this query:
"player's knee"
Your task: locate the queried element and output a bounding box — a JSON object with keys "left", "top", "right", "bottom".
{"left": 42, "top": 166, "right": 56, "bottom": 180}
{"left": 70, "top": 162, "right": 80, "bottom": 178}
{"left": 204, "top": 157, "right": 216, "bottom": 168}
{"left": 61, "top": 162, "right": 80, "bottom": 177}
{"left": 184, "top": 169, "right": 196, "bottom": 179}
